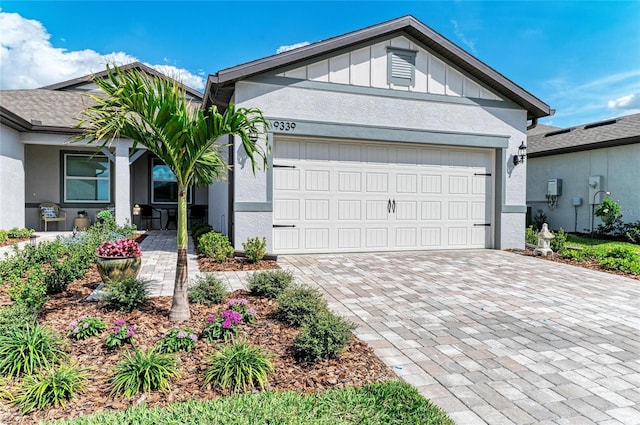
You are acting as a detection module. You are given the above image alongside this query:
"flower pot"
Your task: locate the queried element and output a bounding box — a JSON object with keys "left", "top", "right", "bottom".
{"left": 96, "top": 256, "right": 142, "bottom": 283}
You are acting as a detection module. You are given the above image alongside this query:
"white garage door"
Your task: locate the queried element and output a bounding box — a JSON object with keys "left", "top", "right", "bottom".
{"left": 273, "top": 138, "right": 493, "bottom": 254}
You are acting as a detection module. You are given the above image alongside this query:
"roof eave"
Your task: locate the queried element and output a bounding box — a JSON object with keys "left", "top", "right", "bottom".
{"left": 529, "top": 135, "right": 640, "bottom": 158}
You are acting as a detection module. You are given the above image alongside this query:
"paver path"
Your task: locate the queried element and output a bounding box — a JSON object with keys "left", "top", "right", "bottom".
{"left": 279, "top": 250, "right": 640, "bottom": 425}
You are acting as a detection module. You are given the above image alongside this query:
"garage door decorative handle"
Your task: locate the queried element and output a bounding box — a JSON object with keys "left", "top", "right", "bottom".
{"left": 387, "top": 200, "right": 392, "bottom": 213}
{"left": 392, "top": 199, "right": 396, "bottom": 213}
{"left": 273, "top": 224, "right": 296, "bottom": 228}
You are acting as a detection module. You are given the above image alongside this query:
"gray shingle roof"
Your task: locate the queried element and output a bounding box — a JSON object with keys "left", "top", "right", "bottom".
{"left": 527, "top": 113, "right": 640, "bottom": 157}
{"left": 0, "top": 90, "right": 95, "bottom": 130}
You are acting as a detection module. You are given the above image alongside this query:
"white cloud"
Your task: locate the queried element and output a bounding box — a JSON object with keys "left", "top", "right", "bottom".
{"left": 276, "top": 42, "right": 310, "bottom": 54}
{"left": 450, "top": 20, "right": 477, "bottom": 55}
{"left": 608, "top": 92, "right": 640, "bottom": 110}
{"left": 0, "top": 11, "right": 205, "bottom": 90}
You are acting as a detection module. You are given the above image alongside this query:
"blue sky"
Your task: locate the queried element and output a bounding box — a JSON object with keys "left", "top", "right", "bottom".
{"left": 1, "top": 1, "right": 639, "bottom": 128}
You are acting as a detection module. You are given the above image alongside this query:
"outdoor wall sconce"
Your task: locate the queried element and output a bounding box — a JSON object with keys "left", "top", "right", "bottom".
{"left": 513, "top": 141, "right": 527, "bottom": 165}
{"left": 132, "top": 204, "right": 141, "bottom": 216}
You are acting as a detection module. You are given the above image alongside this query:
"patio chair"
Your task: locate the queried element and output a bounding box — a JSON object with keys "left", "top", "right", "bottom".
{"left": 139, "top": 204, "right": 162, "bottom": 230}
{"left": 39, "top": 202, "right": 67, "bottom": 231}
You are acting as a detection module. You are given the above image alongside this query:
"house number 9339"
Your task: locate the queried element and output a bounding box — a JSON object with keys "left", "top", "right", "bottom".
{"left": 272, "top": 121, "right": 296, "bottom": 131}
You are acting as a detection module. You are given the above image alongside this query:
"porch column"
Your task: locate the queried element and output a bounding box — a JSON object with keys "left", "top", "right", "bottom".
{"left": 114, "top": 143, "right": 131, "bottom": 226}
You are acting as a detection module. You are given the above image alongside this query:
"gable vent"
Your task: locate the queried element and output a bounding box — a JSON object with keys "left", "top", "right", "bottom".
{"left": 387, "top": 48, "right": 417, "bottom": 86}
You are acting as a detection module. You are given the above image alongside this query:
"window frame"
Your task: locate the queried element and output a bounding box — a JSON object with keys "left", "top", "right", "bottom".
{"left": 387, "top": 47, "right": 418, "bottom": 87}
{"left": 150, "top": 158, "right": 192, "bottom": 204}
{"left": 63, "top": 153, "right": 111, "bottom": 204}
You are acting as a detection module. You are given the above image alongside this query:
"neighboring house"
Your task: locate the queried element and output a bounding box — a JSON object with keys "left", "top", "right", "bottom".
{"left": 0, "top": 62, "right": 206, "bottom": 231}
{"left": 205, "top": 15, "right": 551, "bottom": 254}
{"left": 1, "top": 15, "right": 553, "bottom": 255}
{"left": 526, "top": 113, "right": 640, "bottom": 233}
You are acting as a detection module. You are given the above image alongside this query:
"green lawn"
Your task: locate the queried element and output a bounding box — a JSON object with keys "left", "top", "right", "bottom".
{"left": 562, "top": 235, "right": 640, "bottom": 274}
{"left": 49, "top": 381, "right": 454, "bottom": 425}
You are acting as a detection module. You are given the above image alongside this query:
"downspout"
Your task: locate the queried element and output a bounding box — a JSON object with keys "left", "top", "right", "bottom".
{"left": 527, "top": 117, "right": 538, "bottom": 131}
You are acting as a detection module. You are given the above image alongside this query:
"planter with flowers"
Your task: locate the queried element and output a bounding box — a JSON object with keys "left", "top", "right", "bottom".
{"left": 95, "top": 238, "right": 142, "bottom": 283}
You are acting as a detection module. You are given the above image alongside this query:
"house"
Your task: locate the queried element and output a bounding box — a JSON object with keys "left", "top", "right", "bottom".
{"left": 0, "top": 62, "right": 207, "bottom": 231}
{"left": 526, "top": 113, "right": 640, "bottom": 233}
{"left": 1, "top": 15, "right": 552, "bottom": 254}
{"left": 205, "top": 15, "right": 551, "bottom": 254}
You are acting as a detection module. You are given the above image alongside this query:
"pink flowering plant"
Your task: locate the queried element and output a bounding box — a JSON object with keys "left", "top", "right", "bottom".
{"left": 228, "top": 298, "right": 257, "bottom": 324}
{"left": 97, "top": 238, "right": 142, "bottom": 258}
{"left": 156, "top": 327, "right": 198, "bottom": 353}
{"left": 67, "top": 316, "right": 106, "bottom": 340}
{"left": 201, "top": 310, "right": 243, "bottom": 342}
{"left": 105, "top": 319, "right": 135, "bottom": 349}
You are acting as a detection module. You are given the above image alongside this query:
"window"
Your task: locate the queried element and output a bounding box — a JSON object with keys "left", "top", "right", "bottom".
{"left": 387, "top": 47, "right": 417, "bottom": 86}
{"left": 151, "top": 158, "right": 191, "bottom": 203}
{"left": 64, "top": 154, "right": 110, "bottom": 203}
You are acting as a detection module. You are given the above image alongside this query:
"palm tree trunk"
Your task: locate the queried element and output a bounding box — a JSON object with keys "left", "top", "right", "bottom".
{"left": 169, "top": 186, "right": 190, "bottom": 322}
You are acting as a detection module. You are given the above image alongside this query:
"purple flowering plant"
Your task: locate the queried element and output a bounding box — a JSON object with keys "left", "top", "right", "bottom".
{"left": 156, "top": 327, "right": 198, "bottom": 353}
{"left": 97, "top": 238, "right": 142, "bottom": 258}
{"left": 201, "top": 310, "right": 244, "bottom": 342}
{"left": 67, "top": 316, "right": 106, "bottom": 340}
{"left": 228, "top": 298, "right": 257, "bottom": 324}
{"left": 104, "top": 319, "right": 135, "bottom": 349}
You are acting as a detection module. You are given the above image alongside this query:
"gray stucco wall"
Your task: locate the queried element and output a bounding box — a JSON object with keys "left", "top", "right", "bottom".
{"left": 0, "top": 124, "right": 25, "bottom": 229}
{"left": 231, "top": 77, "right": 530, "bottom": 252}
{"left": 527, "top": 144, "right": 640, "bottom": 233}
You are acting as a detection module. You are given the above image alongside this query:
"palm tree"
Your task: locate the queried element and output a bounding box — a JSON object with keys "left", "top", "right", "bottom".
{"left": 76, "top": 66, "right": 268, "bottom": 322}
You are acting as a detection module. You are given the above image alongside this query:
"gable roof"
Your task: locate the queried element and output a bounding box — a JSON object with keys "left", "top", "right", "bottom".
{"left": 528, "top": 113, "right": 640, "bottom": 157}
{"left": 42, "top": 62, "right": 203, "bottom": 101}
{"left": 205, "top": 15, "right": 552, "bottom": 120}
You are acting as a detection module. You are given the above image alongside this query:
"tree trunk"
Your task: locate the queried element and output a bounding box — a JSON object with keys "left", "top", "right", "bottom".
{"left": 169, "top": 186, "right": 190, "bottom": 322}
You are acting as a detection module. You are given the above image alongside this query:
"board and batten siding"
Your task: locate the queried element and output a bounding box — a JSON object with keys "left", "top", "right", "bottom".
{"left": 276, "top": 35, "right": 502, "bottom": 101}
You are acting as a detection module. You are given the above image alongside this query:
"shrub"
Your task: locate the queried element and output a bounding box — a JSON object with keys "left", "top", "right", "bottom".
{"left": 110, "top": 349, "right": 179, "bottom": 397}
{"left": 247, "top": 269, "right": 294, "bottom": 299}
{"left": 560, "top": 248, "right": 589, "bottom": 262}
{"left": 532, "top": 209, "right": 547, "bottom": 231}
{"left": 156, "top": 328, "right": 199, "bottom": 353}
{"left": 0, "top": 229, "right": 7, "bottom": 242}
{"left": 13, "top": 363, "right": 86, "bottom": 413}
{"left": 8, "top": 267, "right": 49, "bottom": 311}
{"left": 242, "top": 237, "right": 267, "bottom": 263}
{"left": 7, "top": 228, "right": 34, "bottom": 238}
{"left": 190, "top": 223, "right": 208, "bottom": 236}
{"left": 104, "top": 320, "right": 135, "bottom": 349}
{"left": 276, "top": 286, "right": 328, "bottom": 327}
{"left": 293, "top": 311, "right": 355, "bottom": 362}
{"left": 198, "top": 232, "right": 234, "bottom": 263}
{"left": 44, "top": 261, "right": 75, "bottom": 294}
{"left": 551, "top": 228, "right": 567, "bottom": 252}
{"left": 202, "top": 340, "right": 273, "bottom": 393}
{"left": 0, "top": 325, "right": 67, "bottom": 378}
{"left": 201, "top": 310, "right": 243, "bottom": 342}
{"left": 0, "top": 304, "right": 39, "bottom": 337}
{"left": 102, "top": 277, "right": 149, "bottom": 312}
{"left": 525, "top": 226, "right": 537, "bottom": 245}
{"left": 192, "top": 225, "right": 213, "bottom": 247}
{"left": 600, "top": 257, "right": 640, "bottom": 274}
{"left": 67, "top": 316, "right": 106, "bottom": 340}
{"left": 188, "top": 274, "right": 227, "bottom": 305}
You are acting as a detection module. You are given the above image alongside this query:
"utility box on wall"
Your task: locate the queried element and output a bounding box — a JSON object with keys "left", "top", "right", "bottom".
{"left": 589, "top": 176, "right": 604, "bottom": 204}
{"left": 547, "top": 179, "right": 562, "bottom": 196}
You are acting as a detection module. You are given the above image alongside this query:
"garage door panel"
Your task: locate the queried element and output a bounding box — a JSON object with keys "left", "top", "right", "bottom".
{"left": 338, "top": 172, "right": 362, "bottom": 192}
{"left": 305, "top": 170, "right": 330, "bottom": 191}
{"left": 365, "top": 228, "right": 388, "bottom": 248}
{"left": 366, "top": 173, "right": 389, "bottom": 192}
{"left": 305, "top": 228, "right": 329, "bottom": 250}
{"left": 274, "top": 199, "right": 300, "bottom": 220}
{"left": 338, "top": 228, "right": 361, "bottom": 248}
{"left": 274, "top": 169, "right": 300, "bottom": 191}
{"left": 273, "top": 138, "right": 492, "bottom": 253}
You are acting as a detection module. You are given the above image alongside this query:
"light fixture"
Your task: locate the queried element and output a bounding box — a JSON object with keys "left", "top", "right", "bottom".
{"left": 30, "top": 234, "right": 37, "bottom": 247}
{"left": 513, "top": 141, "right": 527, "bottom": 165}
{"left": 132, "top": 204, "right": 141, "bottom": 216}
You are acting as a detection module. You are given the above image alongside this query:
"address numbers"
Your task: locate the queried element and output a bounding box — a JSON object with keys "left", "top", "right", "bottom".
{"left": 272, "top": 121, "right": 296, "bottom": 131}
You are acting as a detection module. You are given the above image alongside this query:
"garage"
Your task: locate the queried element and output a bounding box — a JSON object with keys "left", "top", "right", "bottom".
{"left": 273, "top": 137, "right": 494, "bottom": 254}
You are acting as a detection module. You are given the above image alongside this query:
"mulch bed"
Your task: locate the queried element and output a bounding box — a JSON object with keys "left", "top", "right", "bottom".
{"left": 197, "top": 255, "right": 279, "bottom": 272}
{"left": 0, "top": 237, "right": 30, "bottom": 248}
{"left": 509, "top": 248, "right": 640, "bottom": 281}
{"left": 0, "top": 266, "right": 394, "bottom": 424}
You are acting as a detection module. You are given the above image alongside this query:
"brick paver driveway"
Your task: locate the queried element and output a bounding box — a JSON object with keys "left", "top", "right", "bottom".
{"left": 280, "top": 250, "right": 640, "bottom": 425}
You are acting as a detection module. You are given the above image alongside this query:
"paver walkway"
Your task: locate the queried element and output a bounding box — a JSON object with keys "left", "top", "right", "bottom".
{"left": 278, "top": 251, "right": 640, "bottom": 425}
